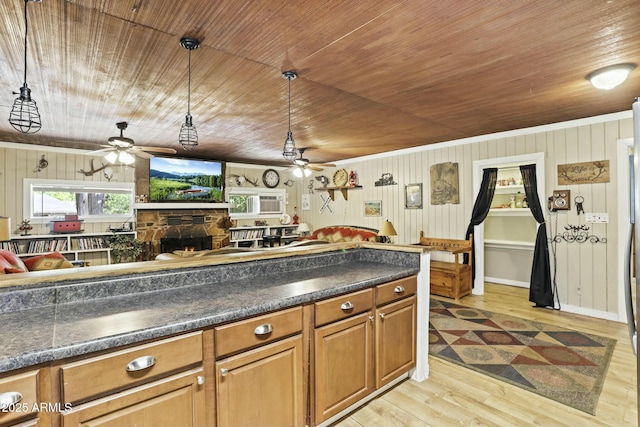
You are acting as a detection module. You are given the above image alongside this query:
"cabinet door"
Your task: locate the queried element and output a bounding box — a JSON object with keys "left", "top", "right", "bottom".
{"left": 216, "top": 335, "right": 304, "bottom": 427}
{"left": 61, "top": 369, "right": 205, "bottom": 427}
{"left": 314, "top": 311, "right": 374, "bottom": 423}
{"left": 375, "top": 296, "right": 416, "bottom": 389}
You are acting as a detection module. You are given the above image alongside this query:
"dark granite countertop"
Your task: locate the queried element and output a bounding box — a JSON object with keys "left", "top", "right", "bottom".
{"left": 0, "top": 246, "right": 420, "bottom": 374}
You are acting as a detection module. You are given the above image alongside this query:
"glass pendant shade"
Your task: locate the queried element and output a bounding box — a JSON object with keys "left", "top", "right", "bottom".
{"left": 179, "top": 37, "right": 200, "bottom": 150}
{"left": 292, "top": 166, "right": 311, "bottom": 178}
{"left": 9, "top": 0, "right": 41, "bottom": 134}
{"left": 283, "top": 131, "right": 297, "bottom": 161}
{"left": 282, "top": 71, "right": 298, "bottom": 160}
{"left": 118, "top": 151, "right": 136, "bottom": 165}
{"left": 179, "top": 114, "right": 198, "bottom": 150}
{"left": 104, "top": 151, "right": 118, "bottom": 164}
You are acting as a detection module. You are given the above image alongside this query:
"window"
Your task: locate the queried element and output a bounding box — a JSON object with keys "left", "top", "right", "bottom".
{"left": 227, "top": 187, "right": 286, "bottom": 219}
{"left": 24, "top": 179, "right": 135, "bottom": 223}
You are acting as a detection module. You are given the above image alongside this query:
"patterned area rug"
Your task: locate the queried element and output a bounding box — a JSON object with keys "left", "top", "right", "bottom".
{"left": 429, "top": 299, "right": 617, "bottom": 415}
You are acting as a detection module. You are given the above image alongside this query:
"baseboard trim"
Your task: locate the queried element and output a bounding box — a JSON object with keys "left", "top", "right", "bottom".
{"left": 485, "top": 277, "right": 529, "bottom": 288}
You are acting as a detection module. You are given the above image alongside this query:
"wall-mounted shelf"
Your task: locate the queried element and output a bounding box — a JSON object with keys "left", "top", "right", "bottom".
{"left": 315, "top": 186, "right": 363, "bottom": 201}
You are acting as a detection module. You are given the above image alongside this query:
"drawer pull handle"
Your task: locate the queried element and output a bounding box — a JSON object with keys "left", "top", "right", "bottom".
{"left": 254, "top": 324, "right": 273, "bottom": 335}
{"left": 197, "top": 376, "right": 205, "bottom": 385}
{"left": 126, "top": 355, "right": 156, "bottom": 372}
{"left": 220, "top": 368, "right": 228, "bottom": 377}
{"left": 0, "top": 392, "right": 23, "bottom": 411}
{"left": 341, "top": 301, "right": 354, "bottom": 310}
{"left": 394, "top": 285, "right": 405, "bottom": 294}
{"left": 379, "top": 313, "right": 386, "bottom": 319}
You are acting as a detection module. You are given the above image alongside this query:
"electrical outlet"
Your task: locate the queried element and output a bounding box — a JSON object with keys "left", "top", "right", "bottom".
{"left": 585, "top": 213, "right": 609, "bottom": 223}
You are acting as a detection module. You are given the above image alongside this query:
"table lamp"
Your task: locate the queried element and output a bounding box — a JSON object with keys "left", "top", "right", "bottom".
{"left": 297, "top": 223, "right": 310, "bottom": 236}
{"left": 0, "top": 217, "right": 11, "bottom": 241}
{"left": 378, "top": 220, "right": 397, "bottom": 243}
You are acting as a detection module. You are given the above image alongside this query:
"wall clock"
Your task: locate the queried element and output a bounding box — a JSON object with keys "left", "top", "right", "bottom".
{"left": 333, "top": 169, "right": 348, "bottom": 187}
{"left": 262, "top": 169, "right": 280, "bottom": 188}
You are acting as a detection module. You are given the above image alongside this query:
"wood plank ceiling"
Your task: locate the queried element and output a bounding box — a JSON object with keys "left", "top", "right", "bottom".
{"left": 0, "top": 0, "right": 638, "bottom": 166}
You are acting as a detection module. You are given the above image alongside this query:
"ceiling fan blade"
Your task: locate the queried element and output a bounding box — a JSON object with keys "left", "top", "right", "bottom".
{"left": 307, "top": 165, "right": 324, "bottom": 171}
{"left": 309, "top": 163, "right": 336, "bottom": 168}
{"left": 132, "top": 150, "right": 154, "bottom": 159}
{"left": 135, "top": 146, "right": 178, "bottom": 154}
{"left": 86, "top": 147, "right": 114, "bottom": 156}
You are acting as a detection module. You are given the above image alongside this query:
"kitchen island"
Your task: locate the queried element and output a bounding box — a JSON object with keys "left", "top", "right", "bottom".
{"left": 0, "top": 242, "right": 431, "bottom": 427}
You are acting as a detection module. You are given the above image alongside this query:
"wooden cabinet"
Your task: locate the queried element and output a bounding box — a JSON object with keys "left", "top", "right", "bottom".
{"left": 0, "top": 370, "right": 41, "bottom": 427}
{"left": 314, "top": 311, "right": 375, "bottom": 423}
{"left": 58, "top": 332, "right": 205, "bottom": 427}
{"left": 60, "top": 369, "right": 205, "bottom": 427}
{"left": 313, "top": 276, "right": 417, "bottom": 424}
{"left": 216, "top": 336, "right": 304, "bottom": 427}
{"left": 215, "top": 307, "right": 304, "bottom": 427}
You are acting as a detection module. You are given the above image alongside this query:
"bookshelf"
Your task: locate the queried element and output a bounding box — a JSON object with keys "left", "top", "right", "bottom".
{"left": 0, "top": 231, "right": 136, "bottom": 265}
{"left": 230, "top": 225, "right": 300, "bottom": 248}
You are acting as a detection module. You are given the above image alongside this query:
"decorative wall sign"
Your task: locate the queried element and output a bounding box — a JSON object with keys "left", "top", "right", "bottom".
{"left": 374, "top": 173, "right": 397, "bottom": 186}
{"left": 557, "top": 160, "right": 609, "bottom": 185}
{"left": 405, "top": 183, "right": 423, "bottom": 209}
{"left": 301, "top": 194, "right": 311, "bottom": 211}
{"left": 430, "top": 162, "right": 459, "bottom": 205}
{"left": 364, "top": 200, "right": 382, "bottom": 217}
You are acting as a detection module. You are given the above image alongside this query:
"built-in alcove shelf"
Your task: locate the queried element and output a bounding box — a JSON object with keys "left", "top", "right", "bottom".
{"left": 134, "top": 203, "right": 231, "bottom": 210}
{"left": 315, "top": 186, "right": 363, "bottom": 201}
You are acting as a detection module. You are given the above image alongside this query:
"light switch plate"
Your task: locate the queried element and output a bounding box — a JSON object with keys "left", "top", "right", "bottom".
{"left": 585, "top": 213, "right": 609, "bottom": 223}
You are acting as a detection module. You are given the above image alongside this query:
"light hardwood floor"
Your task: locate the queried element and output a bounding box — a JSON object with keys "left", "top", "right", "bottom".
{"left": 331, "top": 283, "right": 638, "bottom": 427}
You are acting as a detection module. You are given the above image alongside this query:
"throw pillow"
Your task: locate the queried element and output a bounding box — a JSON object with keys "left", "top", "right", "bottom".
{"left": 24, "top": 252, "right": 74, "bottom": 271}
{"left": 0, "top": 249, "right": 28, "bottom": 273}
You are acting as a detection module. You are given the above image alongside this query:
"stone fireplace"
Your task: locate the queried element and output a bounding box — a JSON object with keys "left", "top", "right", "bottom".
{"left": 135, "top": 207, "right": 230, "bottom": 260}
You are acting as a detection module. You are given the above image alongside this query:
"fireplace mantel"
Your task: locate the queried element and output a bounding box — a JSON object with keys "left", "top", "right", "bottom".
{"left": 134, "top": 203, "right": 230, "bottom": 210}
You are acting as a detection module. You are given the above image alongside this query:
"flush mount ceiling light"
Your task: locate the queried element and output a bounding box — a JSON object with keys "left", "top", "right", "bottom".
{"left": 586, "top": 63, "right": 636, "bottom": 90}
{"left": 282, "top": 71, "right": 298, "bottom": 161}
{"left": 178, "top": 37, "right": 200, "bottom": 150}
{"left": 9, "top": 0, "right": 42, "bottom": 134}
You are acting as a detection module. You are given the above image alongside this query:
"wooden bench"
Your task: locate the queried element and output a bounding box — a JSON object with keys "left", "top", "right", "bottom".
{"left": 418, "top": 232, "right": 473, "bottom": 300}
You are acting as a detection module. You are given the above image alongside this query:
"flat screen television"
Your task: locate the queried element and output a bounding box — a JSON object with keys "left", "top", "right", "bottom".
{"left": 149, "top": 157, "right": 225, "bottom": 202}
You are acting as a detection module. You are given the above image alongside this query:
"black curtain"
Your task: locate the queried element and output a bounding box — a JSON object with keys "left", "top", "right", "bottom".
{"left": 520, "top": 164, "right": 554, "bottom": 307}
{"left": 464, "top": 168, "right": 497, "bottom": 281}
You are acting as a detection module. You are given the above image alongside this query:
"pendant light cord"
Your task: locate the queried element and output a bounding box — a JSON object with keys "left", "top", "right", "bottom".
{"left": 187, "top": 47, "right": 192, "bottom": 116}
{"left": 22, "top": 0, "right": 29, "bottom": 86}
{"left": 287, "top": 75, "right": 291, "bottom": 132}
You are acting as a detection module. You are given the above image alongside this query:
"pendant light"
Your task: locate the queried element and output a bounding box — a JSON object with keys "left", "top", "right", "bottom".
{"left": 9, "top": 0, "right": 42, "bottom": 134}
{"left": 178, "top": 37, "right": 200, "bottom": 150}
{"left": 282, "top": 71, "right": 298, "bottom": 161}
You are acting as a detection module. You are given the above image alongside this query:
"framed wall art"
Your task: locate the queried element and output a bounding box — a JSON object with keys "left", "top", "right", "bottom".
{"left": 364, "top": 200, "right": 382, "bottom": 217}
{"left": 405, "top": 183, "right": 423, "bottom": 209}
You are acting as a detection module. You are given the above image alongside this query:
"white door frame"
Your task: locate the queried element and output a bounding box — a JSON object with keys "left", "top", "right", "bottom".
{"left": 617, "top": 137, "right": 633, "bottom": 322}
{"left": 472, "top": 153, "right": 546, "bottom": 295}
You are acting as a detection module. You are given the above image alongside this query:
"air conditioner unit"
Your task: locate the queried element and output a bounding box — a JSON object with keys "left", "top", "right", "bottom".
{"left": 259, "top": 195, "right": 283, "bottom": 214}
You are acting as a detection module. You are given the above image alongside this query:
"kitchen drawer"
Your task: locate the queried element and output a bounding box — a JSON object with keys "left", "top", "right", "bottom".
{"left": 0, "top": 370, "right": 39, "bottom": 427}
{"left": 60, "top": 331, "right": 203, "bottom": 404}
{"left": 215, "top": 306, "right": 303, "bottom": 358}
{"left": 376, "top": 276, "right": 417, "bottom": 306}
{"left": 315, "top": 288, "right": 373, "bottom": 327}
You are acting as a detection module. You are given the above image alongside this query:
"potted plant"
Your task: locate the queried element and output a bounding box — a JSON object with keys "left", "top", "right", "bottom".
{"left": 108, "top": 234, "right": 142, "bottom": 264}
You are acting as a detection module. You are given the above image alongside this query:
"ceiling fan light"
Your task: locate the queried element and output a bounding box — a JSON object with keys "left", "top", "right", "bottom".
{"left": 304, "top": 167, "right": 312, "bottom": 177}
{"left": 283, "top": 131, "right": 297, "bottom": 161}
{"left": 292, "top": 167, "right": 303, "bottom": 178}
{"left": 119, "top": 150, "right": 136, "bottom": 165}
{"left": 587, "top": 63, "right": 636, "bottom": 90}
{"left": 179, "top": 114, "right": 198, "bottom": 150}
{"left": 104, "top": 151, "right": 118, "bottom": 164}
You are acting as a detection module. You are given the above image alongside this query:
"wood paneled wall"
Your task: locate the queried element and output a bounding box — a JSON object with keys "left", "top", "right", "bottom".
{"left": 0, "top": 143, "right": 135, "bottom": 236}
{"left": 291, "top": 116, "right": 633, "bottom": 319}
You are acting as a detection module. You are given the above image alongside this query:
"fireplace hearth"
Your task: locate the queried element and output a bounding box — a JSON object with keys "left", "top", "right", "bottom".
{"left": 161, "top": 236, "right": 213, "bottom": 253}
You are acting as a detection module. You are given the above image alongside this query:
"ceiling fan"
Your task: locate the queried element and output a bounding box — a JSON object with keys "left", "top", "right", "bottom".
{"left": 90, "top": 122, "right": 177, "bottom": 164}
{"left": 290, "top": 148, "right": 335, "bottom": 177}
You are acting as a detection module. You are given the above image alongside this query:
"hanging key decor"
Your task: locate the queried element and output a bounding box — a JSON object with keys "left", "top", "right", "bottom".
{"left": 575, "top": 195, "right": 585, "bottom": 215}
